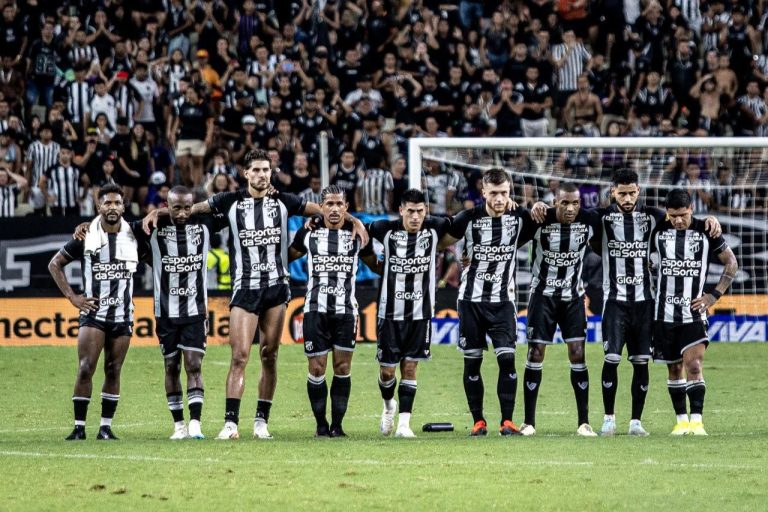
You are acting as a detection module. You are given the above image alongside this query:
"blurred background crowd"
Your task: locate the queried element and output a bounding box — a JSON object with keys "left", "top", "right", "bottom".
{"left": 0, "top": 0, "right": 766, "bottom": 224}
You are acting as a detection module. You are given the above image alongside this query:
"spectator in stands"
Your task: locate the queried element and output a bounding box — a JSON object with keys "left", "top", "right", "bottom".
{"left": 423, "top": 159, "right": 456, "bottom": 216}
{"left": 563, "top": 74, "right": 603, "bottom": 136}
{"left": 356, "top": 154, "right": 393, "bottom": 214}
{"left": 677, "top": 161, "right": 712, "bottom": 213}
{"left": 552, "top": 30, "right": 592, "bottom": 110}
{"left": 25, "top": 19, "right": 59, "bottom": 115}
{"left": 171, "top": 86, "right": 213, "bottom": 189}
{"left": 516, "top": 65, "right": 552, "bottom": 137}
{"left": 0, "top": 164, "right": 27, "bottom": 217}
{"left": 0, "top": 129, "right": 22, "bottom": 174}
{"left": 736, "top": 80, "right": 768, "bottom": 137}
{"left": 39, "top": 143, "right": 83, "bottom": 217}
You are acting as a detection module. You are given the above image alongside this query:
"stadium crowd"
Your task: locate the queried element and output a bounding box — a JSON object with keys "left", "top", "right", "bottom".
{"left": 0, "top": 0, "right": 767, "bottom": 219}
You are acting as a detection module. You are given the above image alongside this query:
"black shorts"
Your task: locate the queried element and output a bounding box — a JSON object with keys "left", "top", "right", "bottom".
{"left": 457, "top": 300, "right": 517, "bottom": 356}
{"left": 652, "top": 321, "right": 709, "bottom": 364}
{"left": 601, "top": 300, "right": 653, "bottom": 362}
{"left": 156, "top": 317, "right": 207, "bottom": 358}
{"left": 376, "top": 318, "right": 432, "bottom": 367}
{"left": 79, "top": 316, "right": 133, "bottom": 338}
{"left": 230, "top": 283, "right": 290, "bottom": 316}
{"left": 526, "top": 294, "right": 586, "bottom": 345}
{"left": 303, "top": 311, "right": 357, "bottom": 357}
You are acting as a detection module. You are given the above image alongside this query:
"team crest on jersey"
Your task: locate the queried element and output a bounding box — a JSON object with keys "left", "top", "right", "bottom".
{"left": 265, "top": 199, "right": 279, "bottom": 218}
{"left": 305, "top": 341, "right": 313, "bottom": 352}
{"left": 417, "top": 234, "right": 431, "bottom": 250}
{"left": 637, "top": 222, "right": 649, "bottom": 234}
{"left": 503, "top": 217, "right": 518, "bottom": 237}
{"left": 527, "top": 326, "right": 534, "bottom": 338}
{"left": 340, "top": 237, "right": 355, "bottom": 252}
{"left": 572, "top": 233, "right": 586, "bottom": 245}
{"left": 188, "top": 234, "right": 201, "bottom": 247}
{"left": 687, "top": 240, "right": 701, "bottom": 253}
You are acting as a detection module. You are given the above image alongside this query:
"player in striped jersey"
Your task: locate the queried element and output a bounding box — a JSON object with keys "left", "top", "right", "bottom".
{"left": 594, "top": 170, "right": 721, "bottom": 437}
{"left": 0, "top": 165, "right": 26, "bottom": 216}
{"left": 650, "top": 189, "right": 737, "bottom": 436}
{"left": 438, "top": 168, "right": 535, "bottom": 436}
{"left": 368, "top": 189, "right": 451, "bottom": 438}
{"left": 521, "top": 183, "right": 600, "bottom": 437}
{"left": 48, "top": 184, "right": 144, "bottom": 441}
{"left": 289, "top": 185, "right": 374, "bottom": 438}
{"left": 143, "top": 150, "right": 367, "bottom": 440}
{"left": 145, "top": 186, "right": 227, "bottom": 440}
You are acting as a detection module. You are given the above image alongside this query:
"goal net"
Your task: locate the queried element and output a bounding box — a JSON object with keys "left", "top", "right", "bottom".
{"left": 409, "top": 137, "right": 768, "bottom": 343}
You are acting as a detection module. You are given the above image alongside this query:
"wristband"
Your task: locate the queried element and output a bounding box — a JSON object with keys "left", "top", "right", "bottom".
{"left": 710, "top": 289, "right": 722, "bottom": 300}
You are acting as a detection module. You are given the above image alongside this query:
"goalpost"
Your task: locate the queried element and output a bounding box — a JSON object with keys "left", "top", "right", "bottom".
{"left": 408, "top": 137, "right": 768, "bottom": 343}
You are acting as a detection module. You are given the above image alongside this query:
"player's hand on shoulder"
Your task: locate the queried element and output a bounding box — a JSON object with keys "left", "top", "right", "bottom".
{"left": 73, "top": 222, "right": 89, "bottom": 241}
{"left": 267, "top": 184, "right": 280, "bottom": 198}
{"left": 142, "top": 210, "right": 159, "bottom": 234}
{"left": 351, "top": 216, "right": 370, "bottom": 247}
{"left": 507, "top": 198, "right": 519, "bottom": 211}
{"left": 305, "top": 214, "right": 323, "bottom": 231}
{"left": 70, "top": 294, "right": 98, "bottom": 313}
{"left": 531, "top": 201, "right": 548, "bottom": 223}
{"left": 704, "top": 216, "right": 722, "bottom": 238}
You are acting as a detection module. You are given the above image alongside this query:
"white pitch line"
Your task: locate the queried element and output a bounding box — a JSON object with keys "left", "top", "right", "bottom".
{"left": 0, "top": 451, "right": 220, "bottom": 464}
{"left": 0, "top": 422, "right": 152, "bottom": 434}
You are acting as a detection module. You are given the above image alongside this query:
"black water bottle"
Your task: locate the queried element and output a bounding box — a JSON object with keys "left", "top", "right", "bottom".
{"left": 422, "top": 422, "right": 454, "bottom": 432}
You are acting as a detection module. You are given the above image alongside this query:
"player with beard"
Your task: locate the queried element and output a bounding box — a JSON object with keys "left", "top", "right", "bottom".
{"left": 438, "top": 169, "right": 535, "bottom": 436}
{"left": 144, "top": 150, "right": 367, "bottom": 440}
{"left": 49, "top": 184, "right": 144, "bottom": 440}
{"left": 531, "top": 170, "right": 721, "bottom": 436}
{"left": 289, "top": 185, "right": 375, "bottom": 437}
{"left": 651, "top": 189, "right": 737, "bottom": 436}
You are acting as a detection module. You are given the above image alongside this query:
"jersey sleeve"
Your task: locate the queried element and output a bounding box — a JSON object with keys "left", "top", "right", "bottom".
{"left": 280, "top": 192, "right": 307, "bottom": 217}
{"left": 448, "top": 208, "right": 472, "bottom": 239}
{"left": 208, "top": 191, "right": 240, "bottom": 215}
{"left": 425, "top": 215, "right": 452, "bottom": 237}
{"left": 290, "top": 227, "right": 308, "bottom": 255}
{"left": 517, "top": 208, "right": 540, "bottom": 246}
{"left": 61, "top": 238, "right": 84, "bottom": 262}
{"left": 704, "top": 224, "right": 728, "bottom": 256}
{"left": 368, "top": 220, "right": 391, "bottom": 243}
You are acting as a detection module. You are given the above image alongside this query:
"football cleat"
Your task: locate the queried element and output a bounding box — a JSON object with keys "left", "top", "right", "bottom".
{"left": 215, "top": 422, "right": 240, "bottom": 440}
{"left": 576, "top": 423, "right": 598, "bottom": 437}
{"left": 65, "top": 425, "right": 86, "bottom": 441}
{"left": 188, "top": 420, "right": 204, "bottom": 440}
{"left": 470, "top": 420, "right": 488, "bottom": 437}
{"left": 600, "top": 417, "right": 616, "bottom": 436}
{"left": 170, "top": 424, "right": 189, "bottom": 440}
{"left": 96, "top": 426, "right": 119, "bottom": 440}
{"left": 380, "top": 401, "right": 396, "bottom": 436}
{"left": 689, "top": 420, "right": 708, "bottom": 436}
{"left": 329, "top": 425, "right": 347, "bottom": 438}
{"left": 499, "top": 420, "right": 522, "bottom": 436}
{"left": 519, "top": 423, "right": 536, "bottom": 436}
{"left": 394, "top": 424, "right": 416, "bottom": 438}
{"left": 253, "top": 418, "right": 273, "bottom": 440}
{"left": 670, "top": 421, "right": 690, "bottom": 436}
{"left": 314, "top": 424, "right": 330, "bottom": 438}
{"left": 628, "top": 420, "right": 649, "bottom": 437}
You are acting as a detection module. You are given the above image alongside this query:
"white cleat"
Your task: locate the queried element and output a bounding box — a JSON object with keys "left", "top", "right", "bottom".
{"left": 215, "top": 421, "right": 239, "bottom": 440}
{"left": 170, "top": 424, "right": 189, "bottom": 440}
{"left": 600, "top": 417, "right": 616, "bottom": 436}
{"left": 188, "top": 420, "right": 205, "bottom": 439}
{"left": 253, "top": 418, "right": 273, "bottom": 440}
{"left": 519, "top": 423, "right": 536, "bottom": 436}
{"left": 380, "top": 401, "right": 396, "bottom": 436}
{"left": 577, "top": 423, "right": 598, "bottom": 437}
{"left": 394, "top": 424, "right": 416, "bottom": 438}
{"left": 628, "top": 419, "right": 649, "bottom": 437}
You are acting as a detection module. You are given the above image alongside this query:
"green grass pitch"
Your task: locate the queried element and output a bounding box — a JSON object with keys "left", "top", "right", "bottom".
{"left": 1, "top": 343, "right": 767, "bottom": 511}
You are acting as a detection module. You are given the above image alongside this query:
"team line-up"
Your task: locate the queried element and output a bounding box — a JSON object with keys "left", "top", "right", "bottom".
{"left": 48, "top": 149, "right": 738, "bottom": 441}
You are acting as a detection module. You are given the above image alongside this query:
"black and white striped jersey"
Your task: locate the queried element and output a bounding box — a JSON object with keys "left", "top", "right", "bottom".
{"left": 357, "top": 167, "right": 393, "bottom": 215}
{"left": 449, "top": 205, "right": 534, "bottom": 303}
{"left": 61, "top": 228, "right": 143, "bottom": 323}
{"left": 45, "top": 164, "right": 81, "bottom": 208}
{"left": 147, "top": 216, "right": 223, "bottom": 321}
{"left": 66, "top": 80, "right": 93, "bottom": 124}
{"left": 526, "top": 208, "right": 600, "bottom": 300}
{"left": 208, "top": 190, "right": 306, "bottom": 292}
{"left": 370, "top": 217, "right": 451, "bottom": 321}
{"left": 291, "top": 221, "right": 366, "bottom": 315}
{"left": 0, "top": 184, "right": 18, "bottom": 217}
{"left": 651, "top": 217, "right": 728, "bottom": 324}
{"left": 26, "top": 140, "right": 60, "bottom": 185}
{"left": 599, "top": 204, "right": 664, "bottom": 303}
{"left": 551, "top": 42, "right": 591, "bottom": 91}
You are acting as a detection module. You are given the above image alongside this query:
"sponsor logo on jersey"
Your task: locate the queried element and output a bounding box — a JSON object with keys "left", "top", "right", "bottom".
{"left": 318, "top": 285, "right": 346, "bottom": 297}
{"left": 395, "top": 290, "right": 423, "bottom": 301}
{"left": 99, "top": 297, "right": 124, "bottom": 307}
{"left": 608, "top": 240, "right": 648, "bottom": 258}
{"left": 239, "top": 227, "right": 281, "bottom": 247}
{"left": 503, "top": 217, "right": 518, "bottom": 237}
{"left": 660, "top": 258, "right": 703, "bottom": 277}
{"left": 546, "top": 277, "right": 571, "bottom": 288}
{"left": 473, "top": 244, "right": 516, "bottom": 262}
{"left": 666, "top": 296, "right": 692, "bottom": 307}
{"left": 312, "top": 255, "right": 355, "bottom": 273}
{"left": 389, "top": 231, "right": 407, "bottom": 242}
{"left": 251, "top": 262, "right": 277, "bottom": 272}
{"left": 389, "top": 255, "right": 431, "bottom": 274}
{"left": 616, "top": 275, "right": 644, "bottom": 285}
{"left": 162, "top": 253, "right": 205, "bottom": 273}
{"left": 237, "top": 200, "right": 254, "bottom": 210}
{"left": 658, "top": 230, "right": 676, "bottom": 242}
{"left": 92, "top": 261, "right": 132, "bottom": 280}
{"left": 476, "top": 271, "right": 502, "bottom": 283}
{"left": 170, "top": 286, "right": 197, "bottom": 296}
